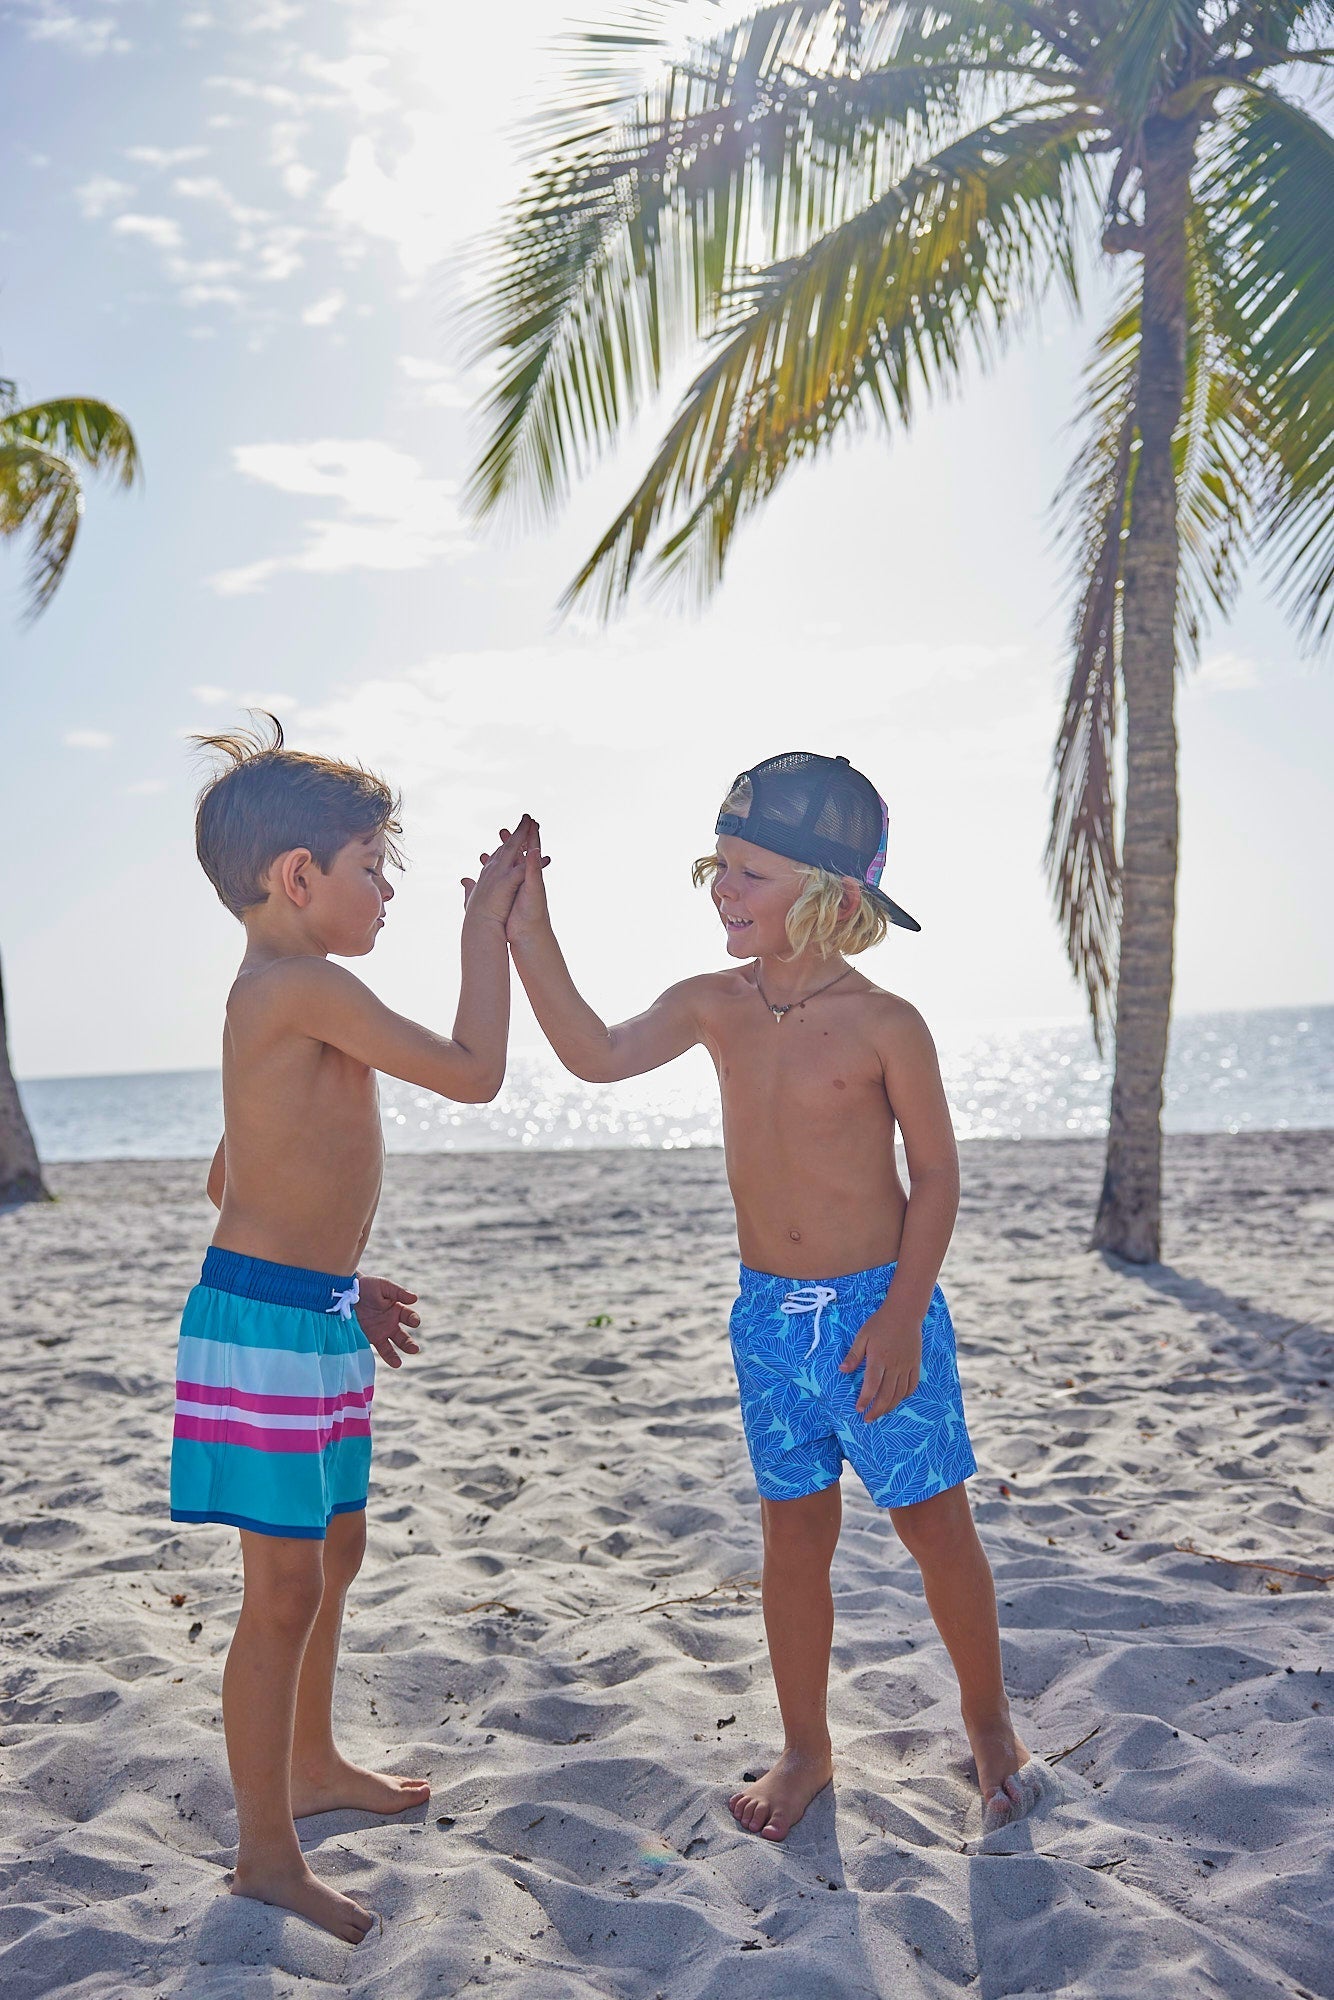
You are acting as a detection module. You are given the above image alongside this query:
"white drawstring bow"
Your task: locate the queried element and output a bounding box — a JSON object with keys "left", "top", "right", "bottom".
{"left": 326, "top": 1279, "right": 361, "bottom": 1321}
{"left": 780, "top": 1283, "right": 838, "bottom": 1358}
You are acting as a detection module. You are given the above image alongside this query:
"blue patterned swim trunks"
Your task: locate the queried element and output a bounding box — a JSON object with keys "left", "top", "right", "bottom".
{"left": 728, "top": 1261, "right": 977, "bottom": 1508}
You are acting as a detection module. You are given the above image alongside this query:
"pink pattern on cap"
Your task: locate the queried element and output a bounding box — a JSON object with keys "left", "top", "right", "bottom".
{"left": 866, "top": 792, "right": 889, "bottom": 886}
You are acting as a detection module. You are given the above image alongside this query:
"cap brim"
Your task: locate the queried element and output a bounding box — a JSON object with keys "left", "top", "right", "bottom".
{"left": 864, "top": 884, "right": 921, "bottom": 933}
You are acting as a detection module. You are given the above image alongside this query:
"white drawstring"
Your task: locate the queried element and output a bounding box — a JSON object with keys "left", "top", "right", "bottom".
{"left": 326, "top": 1278, "right": 360, "bottom": 1321}
{"left": 780, "top": 1283, "right": 838, "bottom": 1359}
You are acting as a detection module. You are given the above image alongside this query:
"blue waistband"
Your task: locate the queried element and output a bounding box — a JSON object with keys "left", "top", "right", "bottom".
{"left": 738, "top": 1259, "right": 898, "bottom": 1296}
{"left": 200, "top": 1245, "right": 356, "bottom": 1314}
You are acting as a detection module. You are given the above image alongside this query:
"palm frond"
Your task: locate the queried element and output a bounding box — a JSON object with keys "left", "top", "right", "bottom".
{"left": 2, "top": 398, "right": 140, "bottom": 487}
{"left": 1206, "top": 87, "right": 1334, "bottom": 641}
{"left": 1047, "top": 199, "right": 1262, "bottom": 1041}
{"left": 0, "top": 440, "right": 84, "bottom": 616}
{"left": 1095, "top": 0, "right": 1200, "bottom": 130}
{"left": 561, "top": 106, "right": 1093, "bottom": 611}
{"left": 469, "top": 0, "right": 1075, "bottom": 526}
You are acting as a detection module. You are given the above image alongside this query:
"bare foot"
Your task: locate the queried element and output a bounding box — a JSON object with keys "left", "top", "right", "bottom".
{"left": 965, "top": 1711, "right": 1038, "bottom": 1830}
{"left": 728, "top": 1746, "right": 833, "bottom": 1842}
{"left": 291, "top": 1757, "right": 431, "bottom": 1819}
{"left": 231, "top": 1857, "right": 375, "bottom": 1943}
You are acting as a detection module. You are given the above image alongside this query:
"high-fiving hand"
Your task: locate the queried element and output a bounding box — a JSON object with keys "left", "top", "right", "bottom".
{"left": 461, "top": 816, "right": 535, "bottom": 924}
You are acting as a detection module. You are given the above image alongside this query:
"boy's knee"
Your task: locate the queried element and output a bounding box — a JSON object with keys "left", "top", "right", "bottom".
{"left": 890, "top": 1483, "right": 972, "bottom": 1562}
{"left": 241, "top": 1536, "right": 326, "bottom": 1632}
{"left": 322, "top": 1513, "right": 367, "bottom": 1589}
{"left": 761, "top": 1485, "right": 841, "bottom": 1554}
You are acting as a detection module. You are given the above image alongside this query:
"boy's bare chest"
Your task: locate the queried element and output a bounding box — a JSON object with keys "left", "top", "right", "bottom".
{"left": 709, "top": 1002, "right": 885, "bottom": 1117}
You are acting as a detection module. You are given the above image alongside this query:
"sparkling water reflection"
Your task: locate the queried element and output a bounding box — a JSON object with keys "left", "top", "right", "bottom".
{"left": 18, "top": 1004, "right": 1332, "bottom": 1162}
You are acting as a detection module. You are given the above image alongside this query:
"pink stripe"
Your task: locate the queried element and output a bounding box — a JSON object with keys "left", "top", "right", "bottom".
{"left": 174, "top": 1414, "right": 372, "bottom": 1454}
{"left": 176, "top": 1379, "right": 374, "bottom": 1417}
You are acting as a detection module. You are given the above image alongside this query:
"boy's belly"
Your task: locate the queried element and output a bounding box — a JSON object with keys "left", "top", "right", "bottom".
{"left": 213, "top": 1125, "right": 384, "bottom": 1275}
{"left": 724, "top": 1129, "right": 908, "bottom": 1278}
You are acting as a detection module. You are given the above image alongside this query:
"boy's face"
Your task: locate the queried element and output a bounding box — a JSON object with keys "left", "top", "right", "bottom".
{"left": 306, "top": 833, "right": 395, "bottom": 956}
{"left": 710, "top": 835, "right": 803, "bottom": 959}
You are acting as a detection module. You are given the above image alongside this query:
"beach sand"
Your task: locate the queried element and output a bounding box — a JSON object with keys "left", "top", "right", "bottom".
{"left": 1, "top": 1131, "right": 1331, "bottom": 1999}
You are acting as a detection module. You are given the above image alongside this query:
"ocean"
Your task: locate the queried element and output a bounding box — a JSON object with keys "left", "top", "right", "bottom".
{"left": 17, "top": 1004, "right": 1332, "bottom": 1162}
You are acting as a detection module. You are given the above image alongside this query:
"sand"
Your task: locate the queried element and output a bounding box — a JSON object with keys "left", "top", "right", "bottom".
{"left": 1, "top": 1131, "right": 1331, "bottom": 2000}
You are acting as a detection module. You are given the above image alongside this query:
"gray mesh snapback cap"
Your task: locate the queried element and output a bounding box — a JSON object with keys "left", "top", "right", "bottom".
{"left": 715, "top": 751, "right": 920, "bottom": 933}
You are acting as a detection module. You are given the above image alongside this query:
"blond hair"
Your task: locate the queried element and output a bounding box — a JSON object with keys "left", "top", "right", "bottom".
{"left": 692, "top": 853, "right": 889, "bottom": 959}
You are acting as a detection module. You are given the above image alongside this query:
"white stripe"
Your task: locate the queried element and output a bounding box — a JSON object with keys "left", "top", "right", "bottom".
{"left": 177, "top": 1334, "right": 374, "bottom": 1400}
{"left": 175, "top": 1397, "right": 370, "bottom": 1432}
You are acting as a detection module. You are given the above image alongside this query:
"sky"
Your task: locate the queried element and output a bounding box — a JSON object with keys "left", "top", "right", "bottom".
{"left": 1, "top": 0, "right": 1330, "bottom": 1082}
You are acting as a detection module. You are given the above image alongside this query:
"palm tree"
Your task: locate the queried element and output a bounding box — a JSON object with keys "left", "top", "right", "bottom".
{"left": 0, "top": 377, "right": 140, "bottom": 1203}
{"left": 469, "top": 0, "right": 1333, "bottom": 1262}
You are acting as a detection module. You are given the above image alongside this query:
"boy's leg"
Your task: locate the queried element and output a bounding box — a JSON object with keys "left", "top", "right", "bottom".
{"left": 729, "top": 1482, "right": 842, "bottom": 1841}
{"left": 225, "top": 1530, "right": 374, "bottom": 1942}
{"left": 289, "top": 1508, "right": 431, "bottom": 1818}
{"left": 888, "top": 1483, "right": 1032, "bottom": 1819}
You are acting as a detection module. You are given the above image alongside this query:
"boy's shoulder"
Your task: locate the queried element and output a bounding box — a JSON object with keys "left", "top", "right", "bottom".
{"left": 226, "top": 955, "right": 371, "bottom": 1036}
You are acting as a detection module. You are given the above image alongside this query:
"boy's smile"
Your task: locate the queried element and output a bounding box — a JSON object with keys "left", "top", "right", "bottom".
{"left": 711, "top": 835, "right": 803, "bottom": 960}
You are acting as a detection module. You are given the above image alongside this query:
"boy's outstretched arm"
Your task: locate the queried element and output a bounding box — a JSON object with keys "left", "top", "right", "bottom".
{"left": 253, "top": 820, "right": 530, "bottom": 1103}
{"left": 507, "top": 824, "right": 702, "bottom": 1083}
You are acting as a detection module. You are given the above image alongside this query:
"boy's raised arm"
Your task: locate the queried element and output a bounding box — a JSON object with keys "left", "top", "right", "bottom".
{"left": 264, "top": 821, "right": 529, "bottom": 1103}
{"left": 507, "top": 829, "right": 702, "bottom": 1083}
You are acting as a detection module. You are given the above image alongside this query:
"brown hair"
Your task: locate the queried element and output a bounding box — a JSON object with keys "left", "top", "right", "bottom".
{"left": 193, "top": 713, "right": 403, "bottom": 917}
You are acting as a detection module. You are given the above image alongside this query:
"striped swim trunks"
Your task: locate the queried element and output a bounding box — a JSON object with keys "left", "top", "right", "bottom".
{"left": 170, "top": 1246, "right": 375, "bottom": 1540}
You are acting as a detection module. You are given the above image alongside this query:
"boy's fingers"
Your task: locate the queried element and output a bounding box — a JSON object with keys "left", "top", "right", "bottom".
{"left": 839, "top": 1335, "right": 867, "bottom": 1375}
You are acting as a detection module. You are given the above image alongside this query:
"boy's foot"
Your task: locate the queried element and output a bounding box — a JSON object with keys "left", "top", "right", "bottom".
{"left": 291, "top": 1757, "right": 431, "bottom": 1819}
{"left": 231, "top": 1858, "right": 375, "bottom": 1943}
{"left": 728, "top": 1747, "right": 833, "bottom": 1841}
{"left": 966, "top": 1714, "right": 1036, "bottom": 1828}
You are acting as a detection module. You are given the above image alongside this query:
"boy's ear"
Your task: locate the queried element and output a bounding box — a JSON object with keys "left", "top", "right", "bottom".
{"left": 270, "top": 847, "right": 317, "bottom": 909}
{"left": 838, "top": 876, "right": 864, "bottom": 919}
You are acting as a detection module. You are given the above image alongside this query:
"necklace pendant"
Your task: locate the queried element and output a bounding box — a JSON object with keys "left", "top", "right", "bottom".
{"left": 771, "top": 1004, "right": 789, "bottom": 1022}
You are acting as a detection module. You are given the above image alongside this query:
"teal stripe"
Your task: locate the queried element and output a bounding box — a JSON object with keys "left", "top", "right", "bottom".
{"left": 170, "top": 1433, "right": 371, "bottom": 1534}
{"left": 181, "top": 1284, "right": 366, "bottom": 1356}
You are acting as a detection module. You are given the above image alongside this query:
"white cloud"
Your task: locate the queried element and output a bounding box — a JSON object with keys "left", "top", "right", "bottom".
{"left": 325, "top": 118, "right": 454, "bottom": 278}
{"left": 1193, "top": 651, "right": 1262, "bottom": 693}
{"left": 23, "top": 6, "right": 130, "bottom": 55}
{"left": 75, "top": 174, "right": 133, "bottom": 219}
{"left": 126, "top": 144, "right": 208, "bottom": 168}
{"left": 112, "top": 212, "right": 184, "bottom": 252}
{"left": 302, "top": 290, "right": 347, "bottom": 326}
{"left": 124, "top": 778, "right": 169, "bottom": 796}
{"left": 192, "top": 684, "right": 229, "bottom": 704}
{"left": 64, "top": 728, "right": 114, "bottom": 750}
{"left": 397, "top": 355, "right": 474, "bottom": 410}
{"left": 210, "top": 440, "right": 468, "bottom": 595}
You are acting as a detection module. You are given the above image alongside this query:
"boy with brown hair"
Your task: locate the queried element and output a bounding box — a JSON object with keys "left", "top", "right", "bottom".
{"left": 503, "top": 753, "right": 1045, "bottom": 1841}
{"left": 172, "top": 717, "right": 530, "bottom": 1940}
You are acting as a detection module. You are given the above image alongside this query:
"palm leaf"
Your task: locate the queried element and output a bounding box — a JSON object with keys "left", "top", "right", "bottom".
{"left": 0, "top": 440, "right": 84, "bottom": 616}
{"left": 1094, "top": 0, "right": 1200, "bottom": 130}
{"left": 1206, "top": 87, "right": 1334, "bottom": 641}
{"left": 1047, "top": 199, "right": 1262, "bottom": 1042}
{"left": 469, "top": 0, "right": 1074, "bottom": 525}
{"left": 2, "top": 399, "right": 140, "bottom": 487}
{"left": 559, "top": 106, "right": 1093, "bottom": 611}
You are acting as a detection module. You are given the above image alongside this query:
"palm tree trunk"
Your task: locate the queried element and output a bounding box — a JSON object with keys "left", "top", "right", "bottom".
{"left": 0, "top": 947, "right": 50, "bottom": 1205}
{"left": 1094, "top": 116, "right": 1195, "bottom": 1263}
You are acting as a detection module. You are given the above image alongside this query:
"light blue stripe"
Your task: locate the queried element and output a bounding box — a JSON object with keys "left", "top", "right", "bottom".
{"left": 180, "top": 1284, "right": 367, "bottom": 1356}
{"left": 170, "top": 1433, "right": 371, "bottom": 1534}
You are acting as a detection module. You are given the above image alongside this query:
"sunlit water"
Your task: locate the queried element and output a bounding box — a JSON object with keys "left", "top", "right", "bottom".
{"left": 18, "top": 1005, "right": 1331, "bottom": 1162}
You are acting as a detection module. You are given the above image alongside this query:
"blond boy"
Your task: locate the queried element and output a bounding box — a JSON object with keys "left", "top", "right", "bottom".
{"left": 503, "top": 753, "right": 1042, "bottom": 1840}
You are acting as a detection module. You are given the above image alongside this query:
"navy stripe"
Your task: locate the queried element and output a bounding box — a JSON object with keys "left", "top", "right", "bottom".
{"left": 171, "top": 1501, "right": 366, "bottom": 1540}
{"left": 200, "top": 1246, "right": 355, "bottom": 1314}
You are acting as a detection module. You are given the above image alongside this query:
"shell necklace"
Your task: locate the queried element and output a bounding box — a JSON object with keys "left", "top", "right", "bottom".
{"left": 753, "top": 964, "right": 854, "bottom": 1023}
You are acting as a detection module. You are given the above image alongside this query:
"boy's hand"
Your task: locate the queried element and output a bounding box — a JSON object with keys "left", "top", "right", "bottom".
{"left": 461, "top": 817, "right": 532, "bottom": 925}
{"left": 840, "top": 1305, "right": 921, "bottom": 1421}
{"left": 356, "top": 1275, "right": 421, "bottom": 1368}
{"left": 505, "top": 818, "right": 551, "bottom": 945}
